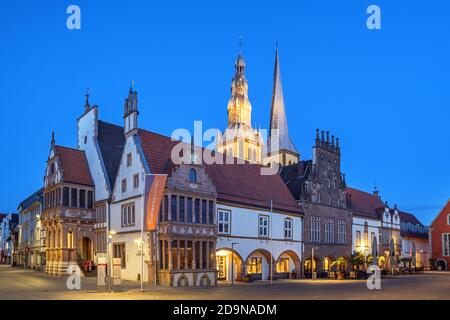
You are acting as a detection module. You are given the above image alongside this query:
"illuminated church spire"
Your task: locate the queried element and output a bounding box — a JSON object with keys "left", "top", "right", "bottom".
{"left": 227, "top": 44, "right": 253, "bottom": 129}
{"left": 268, "top": 45, "right": 298, "bottom": 155}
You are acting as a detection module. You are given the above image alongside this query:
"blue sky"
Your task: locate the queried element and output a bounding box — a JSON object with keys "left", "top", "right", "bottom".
{"left": 0, "top": 0, "right": 449, "bottom": 224}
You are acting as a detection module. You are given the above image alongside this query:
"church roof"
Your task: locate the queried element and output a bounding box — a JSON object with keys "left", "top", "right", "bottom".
{"left": 97, "top": 120, "right": 125, "bottom": 189}
{"left": 346, "top": 187, "right": 386, "bottom": 219}
{"left": 137, "top": 129, "right": 302, "bottom": 215}
{"left": 268, "top": 48, "right": 298, "bottom": 155}
{"left": 54, "top": 145, "right": 93, "bottom": 186}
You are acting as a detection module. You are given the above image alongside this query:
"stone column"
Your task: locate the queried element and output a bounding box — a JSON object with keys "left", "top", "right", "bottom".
{"left": 199, "top": 241, "right": 203, "bottom": 269}
{"left": 192, "top": 241, "right": 196, "bottom": 270}
{"left": 168, "top": 240, "right": 173, "bottom": 270}
{"left": 176, "top": 240, "right": 180, "bottom": 270}
{"left": 206, "top": 241, "right": 210, "bottom": 269}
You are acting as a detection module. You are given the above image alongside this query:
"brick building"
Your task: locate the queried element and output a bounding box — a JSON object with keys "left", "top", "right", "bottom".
{"left": 430, "top": 199, "right": 450, "bottom": 270}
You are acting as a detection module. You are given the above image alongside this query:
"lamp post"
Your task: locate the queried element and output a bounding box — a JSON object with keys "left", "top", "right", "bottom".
{"left": 231, "top": 242, "right": 239, "bottom": 287}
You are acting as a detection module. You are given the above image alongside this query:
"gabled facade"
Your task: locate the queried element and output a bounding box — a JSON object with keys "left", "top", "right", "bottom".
{"left": 41, "top": 135, "right": 96, "bottom": 276}
{"left": 77, "top": 93, "right": 125, "bottom": 263}
{"left": 281, "top": 130, "right": 350, "bottom": 275}
{"left": 430, "top": 199, "right": 450, "bottom": 270}
{"left": 17, "top": 188, "right": 44, "bottom": 270}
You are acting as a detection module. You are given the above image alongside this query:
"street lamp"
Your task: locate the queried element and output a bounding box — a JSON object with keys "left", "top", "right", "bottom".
{"left": 231, "top": 242, "right": 239, "bottom": 287}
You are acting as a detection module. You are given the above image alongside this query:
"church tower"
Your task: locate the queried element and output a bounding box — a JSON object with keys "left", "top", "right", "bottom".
{"left": 263, "top": 46, "right": 299, "bottom": 167}
{"left": 216, "top": 50, "right": 263, "bottom": 163}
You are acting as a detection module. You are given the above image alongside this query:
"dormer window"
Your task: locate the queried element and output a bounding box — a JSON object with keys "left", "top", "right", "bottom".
{"left": 50, "top": 163, "right": 55, "bottom": 175}
{"left": 447, "top": 214, "right": 450, "bottom": 225}
{"left": 189, "top": 168, "right": 197, "bottom": 184}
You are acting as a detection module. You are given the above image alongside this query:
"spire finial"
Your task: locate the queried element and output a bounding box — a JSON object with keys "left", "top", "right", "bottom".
{"left": 51, "top": 130, "right": 55, "bottom": 146}
{"left": 84, "top": 86, "right": 90, "bottom": 113}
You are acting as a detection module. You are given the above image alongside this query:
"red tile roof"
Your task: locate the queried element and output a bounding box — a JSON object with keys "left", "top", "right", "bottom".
{"left": 346, "top": 187, "right": 385, "bottom": 219}
{"left": 54, "top": 145, "right": 93, "bottom": 186}
{"left": 138, "top": 129, "right": 301, "bottom": 215}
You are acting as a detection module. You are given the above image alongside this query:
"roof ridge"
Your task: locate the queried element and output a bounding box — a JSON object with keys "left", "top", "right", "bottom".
{"left": 55, "top": 145, "right": 85, "bottom": 153}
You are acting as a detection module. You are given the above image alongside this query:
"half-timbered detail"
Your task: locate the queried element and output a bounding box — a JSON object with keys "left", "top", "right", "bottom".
{"left": 42, "top": 134, "right": 95, "bottom": 276}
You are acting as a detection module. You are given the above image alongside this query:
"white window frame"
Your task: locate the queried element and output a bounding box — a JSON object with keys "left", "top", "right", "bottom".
{"left": 284, "top": 218, "right": 293, "bottom": 239}
{"left": 217, "top": 209, "right": 231, "bottom": 235}
{"left": 121, "top": 202, "right": 136, "bottom": 227}
{"left": 443, "top": 233, "right": 450, "bottom": 257}
{"left": 258, "top": 215, "right": 270, "bottom": 238}
{"left": 447, "top": 214, "right": 450, "bottom": 225}
{"left": 310, "top": 216, "right": 320, "bottom": 242}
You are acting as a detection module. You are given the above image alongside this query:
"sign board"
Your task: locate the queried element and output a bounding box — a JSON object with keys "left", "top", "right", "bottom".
{"left": 144, "top": 174, "right": 167, "bottom": 231}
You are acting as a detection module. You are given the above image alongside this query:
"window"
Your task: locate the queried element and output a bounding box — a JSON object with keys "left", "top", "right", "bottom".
{"left": 63, "top": 187, "right": 69, "bottom": 206}
{"left": 189, "top": 168, "right": 197, "bottom": 183}
{"left": 178, "top": 196, "right": 185, "bottom": 222}
{"left": 327, "top": 195, "right": 331, "bottom": 206}
{"left": 126, "top": 153, "right": 132, "bottom": 167}
{"left": 170, "top": 195, "right": 177, "bottom": 221}
{"left": 201, "top": 199, "right": 207, "bottom": 224}
{"left": 121, "top": 203, "right": 135, "bottom": 227}
{"left": 79, "top": 190, "right": 86, "bottom": 208}
{"left": 284, "top": 218, "right": 293, "bottom": 239}
{"left": 208, "top": 201, "right": 214, "bottom": 224}
{"left": 258, "top": 215, "right": 269, "bottom": 238}
{"left": 317, "top": 193, "right": 321, "bottom": 204}
{"left": 163, "top": 195, "right": 169, "bottom": 221}
{"left": 338, "top": 220, "right": 346, "bottom": 244}
{"left": 217, "top": 209, "right": 231, "bottom": 234}
{"left": 113, "top": 243, "right": 126, "bottom": 268}
{"left": 194, "top": 199, "right": 200, "bottom": 223}
{"left": 121, "top": 179, "right": 127, "bottom": 193}
{"left": 187, "top": 197, "right": 193, "bottom": 223}
{"left": 133, "top": 174, "right": 139, "bottom": 189}
{"left": 87, "top": 191, "right": 93, "bottom": 209}
{"left": 246, "top": 257, "right": 262, "bottom": 274}
{"left": 443, "top": 234, "right": 450, "bottom": 256}
{"left": 356, "top": 231, "right": 362, "bottom": 247}
{"left": 310, "top": 216, "right": 320, "bottom": 242}
{"left": 324, "top": 218, "right": 335, "bottom": 243}
{"left": 276, "top": 257, "right": 289, "bottom": 273}
{"left": 447, "top": 214, "right": 450, "bottom": 225}
{"left": 71, "top": 188, "right": 77, "bottom": 207}
{"left": 50, "top": 163, "right": 55, "bottom": 174}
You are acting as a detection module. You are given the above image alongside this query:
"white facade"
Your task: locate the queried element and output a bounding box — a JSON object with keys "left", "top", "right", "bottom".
{"left": 216, "top": 203, "right": 303, "bottom": 281}
{"left": 351, "top": 216, "right": 381, "bottom": 255}
{"left": 77, "top": 107, "right": 110, "bottom": 202}
{"left": 110, "top": 134, "right": 149, "bottom": 281}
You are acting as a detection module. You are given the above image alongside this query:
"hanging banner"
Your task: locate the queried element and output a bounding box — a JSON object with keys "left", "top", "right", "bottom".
{"left": 144, "top": 174, "right": 167, "bottom": 231}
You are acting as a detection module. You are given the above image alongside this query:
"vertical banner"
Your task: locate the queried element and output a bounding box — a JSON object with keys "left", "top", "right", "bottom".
{"left": 144, "top": 174, "right": 167, "bottom": 231}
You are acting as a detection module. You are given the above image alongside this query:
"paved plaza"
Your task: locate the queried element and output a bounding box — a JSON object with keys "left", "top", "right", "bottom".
{"left": 0, "top": 265, "right": 449, "bottom": 300}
